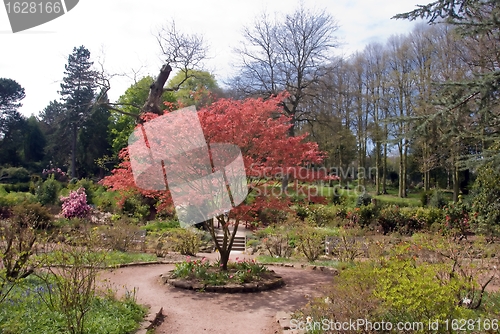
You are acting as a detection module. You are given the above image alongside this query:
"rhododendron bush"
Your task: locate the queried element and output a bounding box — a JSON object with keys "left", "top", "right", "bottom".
{"left": 60, "top": 187, "right": 92, "bottom": 219}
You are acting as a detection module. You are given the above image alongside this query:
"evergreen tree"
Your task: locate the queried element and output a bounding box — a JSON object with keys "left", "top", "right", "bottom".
{"left": 59, "top": 46, "right": 98, "bottom": 178}
{"left": 39, "top": 100, "right": 68, "bottom": 168}
{"left": 0, "top": 78, "right": 26, "bottom": 167}
{"left": 77, "top": 92, "right": 111, "bottom": 178}
{"left": 23, "top": 116, "right": 46, "bottom": 163}
{"left": 394, "top": 0, "right": 500, "bottom": 168}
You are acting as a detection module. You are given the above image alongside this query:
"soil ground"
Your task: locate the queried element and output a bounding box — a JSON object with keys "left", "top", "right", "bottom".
{"left": 98, "top": 252, "right": 334, "bottom": 334}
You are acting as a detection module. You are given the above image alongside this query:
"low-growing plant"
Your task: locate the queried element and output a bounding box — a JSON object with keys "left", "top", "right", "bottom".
{"left": 97, "top": 221, "right": 145, "bottom": 252}
{"left": 0, "top": 219, "right": 39, "bottom": 302}
{"left": 37, "top": 236, "right": 106, "bottom": 334}
{"left": 171, "top": 257, "right": 268, "bottom": 285}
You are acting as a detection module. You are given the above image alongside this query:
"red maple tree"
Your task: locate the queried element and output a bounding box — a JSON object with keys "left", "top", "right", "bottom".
{"left": 101, "top": 93, "right": 334, "bottom": 269}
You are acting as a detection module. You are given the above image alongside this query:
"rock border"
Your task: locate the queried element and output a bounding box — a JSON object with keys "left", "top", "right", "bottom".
{"left": 160, "top": 270, "right": 285, "bottom": 293}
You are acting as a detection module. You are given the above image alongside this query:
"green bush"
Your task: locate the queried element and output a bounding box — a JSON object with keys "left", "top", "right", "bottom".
{"left": 35, "top": 175, "right": 60, "bottom": 205}
{"left": 357, "top": 203, "right": 378, "bottom": 228}
{"left": 2, "top": 182, "right": 30, "bottom": 193}
{"left": 429, "top": 189, "right": 448, "bottom": 209}
{"left": 295, "top": 244, "right": 490, "bottom": 333}
{"left": 470, "top": 163, "right": 500, "bottom": 238}
{"left": 92, "top": 188, "right": 119, "bottom": 212}
{"left": 165, "top": 228, "right": 201, "bottom": 256}
{"left": 307, "top": 205, "right": 338, "bottom": 226}
{"left": 121, "top": 193, "right": 150, "bottom": 221}
{"left": 356, "top": 193, "right": 372, "bottom": 207}
{"left": 0, "top": 167, "right": 30, "bottom": 184}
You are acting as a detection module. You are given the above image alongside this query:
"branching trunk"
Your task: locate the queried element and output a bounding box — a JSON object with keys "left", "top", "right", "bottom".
{"left": 204, "top": 215, "right": 239, "bottom": 271}
{"left": 141, "top": 64, "right": 172, "bottom": 116}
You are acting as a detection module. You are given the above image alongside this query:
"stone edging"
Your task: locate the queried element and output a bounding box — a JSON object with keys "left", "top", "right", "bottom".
{"left": 259, "top": 262, "right": 339, "bottom": 275}
{"left": 160, "top": 270, "right": 285, "bottom": 293}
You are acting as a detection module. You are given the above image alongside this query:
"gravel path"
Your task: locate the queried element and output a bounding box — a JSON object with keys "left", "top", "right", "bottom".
{"left": 98, "top": 253, "right": 334, "bottom": 334}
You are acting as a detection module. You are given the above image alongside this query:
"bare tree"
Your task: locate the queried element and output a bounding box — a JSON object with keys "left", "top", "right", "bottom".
{"left": 97, "top": 20, "right": 208, "bottom": 117}
{"left": 234, "top": 4, "right": 339, "bottom": 136}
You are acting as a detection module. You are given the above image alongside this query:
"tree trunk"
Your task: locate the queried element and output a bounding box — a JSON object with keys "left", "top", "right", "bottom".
{"left": 453, "top": 162, "right": 459, "bottom": 202}
{"left": 205, "top": 216, "right": 239, "bottom": 271}
{"left": 375, "top": 141, "right": 381, "bottom": 195}
{"left": 71, "top": 123, "right": 77, "bottom": 179}
{"left": 141, "top": 64, "right": 172, "bottom": 116}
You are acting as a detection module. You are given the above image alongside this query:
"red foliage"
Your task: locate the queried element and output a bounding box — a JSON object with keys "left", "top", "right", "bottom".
{"left": 101, "top": 93, "right": 330, "bottom": 220}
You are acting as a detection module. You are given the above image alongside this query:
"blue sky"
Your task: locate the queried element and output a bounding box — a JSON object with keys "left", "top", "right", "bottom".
{"left": 1, "top": 0, "right": 424, "bottom": 117}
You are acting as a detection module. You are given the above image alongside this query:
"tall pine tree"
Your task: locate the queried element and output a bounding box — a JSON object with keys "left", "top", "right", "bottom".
{"left": 59, "top": 46, "right": 97, "bottom": 178}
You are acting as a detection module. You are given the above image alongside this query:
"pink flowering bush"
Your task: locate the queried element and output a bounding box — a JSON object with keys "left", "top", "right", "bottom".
{"left": 60, "top": 187, "right": 92, "bottom": 219}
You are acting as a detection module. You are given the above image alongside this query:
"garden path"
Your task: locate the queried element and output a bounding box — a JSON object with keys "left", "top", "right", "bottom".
{"left": 98, "top": 252, "right": 334, "bottom": 334}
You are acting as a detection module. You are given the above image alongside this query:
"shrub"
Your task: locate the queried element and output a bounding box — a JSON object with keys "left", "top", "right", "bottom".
{"left": 98, "top": 222, "right": 145, "bottom": 252}
{"left": 429, "top": 189, "right": 448, "bottom": 209}
{"left": 12, "top": 202, "right": 53, "bottom": 229}
{"left": 60, "top": 187, "right": 92, "bottom": 219}
{"left": 331, "top": 187, "right": 348, "bottom": 206}
{"left": 120, "top": 193, "right": 150, "bottom": 221}
{"left": 3, "top": 182, "right": 30, "bottom": 193}
{"left": 36, "top": 175, "right": 61, "bottom": 205}
{"left": 295, "top": 224, "right": 326, "bottom": 262}
{"left": 357, "top": 203, "right": 378, "bottom": 228}
{"left": 0, "top": 219, "right": 37, "bottom": 284}
{"left": 0, "top": 167, "right": 30, "bottom": 184}
{"left": 259, "top": 224, "right": 296, "bottom": 258}
{"left": 306, "top": 205, "right": 343, "bottom": 227}
{"left": 470, "top": 163, "right": 500, "bottom": 238}
{"left": 296, "top": 244, "right": 482, "bottom": 332}
{"left": 165, "top": 228, "right": 200, "bottom": 255}
{"left": 69, "top": 178, "right": 96, "bottom": 204}
{"left": 37, "top": 238, "right": 107, "bottom": 334}
{"left": 356, "top": 193, "right": 372, "bottom": 207}
{"left": 443, "top": 198, "right": 471, "bottom": 239}
{"left": 377, "top": 206, "right": 427, "bottom": 235}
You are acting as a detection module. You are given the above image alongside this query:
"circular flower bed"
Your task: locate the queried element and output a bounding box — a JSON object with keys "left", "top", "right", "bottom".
{"left": 162, "top": 257, "right": 285, "bottom": 293}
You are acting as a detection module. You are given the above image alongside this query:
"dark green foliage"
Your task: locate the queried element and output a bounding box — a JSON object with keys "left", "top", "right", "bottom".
{"left": 59, "top": 46, "right": 98, "bottom": 178}
{"left": 429, "top": 189, "right": 448, "bottom": 209}
{"left": 2, "top": 183, "right": 30, "bottom": 193}
{"left": 77, "top": 96, "right": 111, "bottom": 178}
{"left": 120, "top": 193, "right": 149, "bottom": 221}
{"left": 39, "top": 100, "right": 68, "bottom": 168}
{"left": 420, "top": 189, "right": 432, "bottom": 206}
{"left": 356, "top": 193, "right": 372, "bottom": 207}
{"left": 0, "top": 78, "right": 25, "bottom": 112}
{"left": 470, "top": 163, "right": 500, "bottom": 237}
{"left": 0, "top": 167, "right": 30, "bottom": 183}
{"left": 35, "top": 175, "right": 60, "bottom": 206}
{"left": 23, "top": 116, "right": 46, "bottom": 163}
